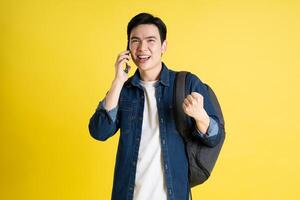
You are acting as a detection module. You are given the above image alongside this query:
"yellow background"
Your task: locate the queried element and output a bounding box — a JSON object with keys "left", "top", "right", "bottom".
{"left": 1, "top": 0, "right": 300, "bottom": 199}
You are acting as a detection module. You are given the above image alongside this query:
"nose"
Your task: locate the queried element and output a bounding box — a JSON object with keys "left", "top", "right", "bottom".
{"left": 137, "top": 40, "right": 148, "bottom": 51}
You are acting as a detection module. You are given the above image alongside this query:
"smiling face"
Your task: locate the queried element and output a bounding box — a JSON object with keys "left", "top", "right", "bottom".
{"left": 128, "top": 24, "right": 167, "bottom": 76}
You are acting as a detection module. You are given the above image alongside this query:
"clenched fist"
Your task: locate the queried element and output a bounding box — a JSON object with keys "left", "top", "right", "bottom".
{"left": 182, "top": 92, "right": 210, "bottom": 134}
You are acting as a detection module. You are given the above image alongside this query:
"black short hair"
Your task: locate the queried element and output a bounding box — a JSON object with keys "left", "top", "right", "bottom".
{"left": 127, "top": 12, "right": 167, "bottom": 47}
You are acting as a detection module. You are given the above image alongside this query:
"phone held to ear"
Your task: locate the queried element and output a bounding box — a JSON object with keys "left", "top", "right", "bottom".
{"left": 124, "top": 43, "right": 130, "bottom": 74}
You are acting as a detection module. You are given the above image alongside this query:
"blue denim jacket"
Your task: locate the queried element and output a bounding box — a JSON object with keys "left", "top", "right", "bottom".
{"left": 88, "top": 62, "right": 221, "bottom": 200}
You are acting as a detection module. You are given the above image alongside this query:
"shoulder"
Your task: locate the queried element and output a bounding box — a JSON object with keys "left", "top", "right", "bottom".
{"left": 187, "top": 71, "right": 204, "bottom": 84}
{"left": 184, "top": 72, "right": 205, "bottom": 93}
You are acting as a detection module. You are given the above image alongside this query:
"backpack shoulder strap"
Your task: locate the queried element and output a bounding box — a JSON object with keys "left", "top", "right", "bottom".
{"left": 174, "top": 71, "right": 191, "bottom": 141}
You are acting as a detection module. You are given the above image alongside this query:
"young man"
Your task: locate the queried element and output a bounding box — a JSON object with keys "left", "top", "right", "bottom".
{"left": 89, "top": 13, "right": 221, "bottom": 200}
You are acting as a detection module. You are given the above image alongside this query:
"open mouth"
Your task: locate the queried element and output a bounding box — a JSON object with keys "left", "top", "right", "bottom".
{"left": 137, "top": 55, "right": 151, "bottom": 62}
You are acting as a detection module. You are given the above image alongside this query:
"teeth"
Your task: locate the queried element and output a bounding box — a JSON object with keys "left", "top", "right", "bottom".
{"left": 138, "top": 55, "right": 150, "bottom": 59}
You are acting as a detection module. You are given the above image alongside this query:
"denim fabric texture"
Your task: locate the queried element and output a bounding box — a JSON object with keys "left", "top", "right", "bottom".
{"left": 89, "top": 62, "right": 221, "bottom": 200}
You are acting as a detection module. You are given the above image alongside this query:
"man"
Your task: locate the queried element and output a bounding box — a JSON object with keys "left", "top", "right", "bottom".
{"left": 89, "top": 12, "right": 221, "bottom": 200}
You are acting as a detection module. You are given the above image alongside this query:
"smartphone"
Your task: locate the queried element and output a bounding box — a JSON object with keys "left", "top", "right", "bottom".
{"left": 124, "top": 43, "right": 130, "bottom": 73}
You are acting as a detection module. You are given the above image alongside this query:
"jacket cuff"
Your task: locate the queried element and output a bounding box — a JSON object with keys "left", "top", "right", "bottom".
{"left": 96, "top": 98, "right": 118, "bottom": 123}
{"left": 194, "top": 116, "right": 219, "bottom": 138}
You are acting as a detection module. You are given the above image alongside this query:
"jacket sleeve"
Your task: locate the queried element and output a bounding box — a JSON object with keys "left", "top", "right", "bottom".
{"left": 192, "top": 116, "right": 221, "bottom": 147}
{"left": 187, "top": 73, "right": 222, "bottom": 147}
{"left": 195, "top": 116, "right": 219, "bottom": 138}
{"left": 88, "top": 97, "right": 120, "bottom": 141}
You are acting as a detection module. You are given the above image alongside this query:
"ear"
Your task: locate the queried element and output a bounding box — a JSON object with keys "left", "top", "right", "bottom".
{"left": 161, "top": 40, "right": 167, "bottom": 54}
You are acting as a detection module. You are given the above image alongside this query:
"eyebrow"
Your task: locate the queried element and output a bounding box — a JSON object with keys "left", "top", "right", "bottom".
{"left": 130, "top": 36, "right": 157, "bottom": 40}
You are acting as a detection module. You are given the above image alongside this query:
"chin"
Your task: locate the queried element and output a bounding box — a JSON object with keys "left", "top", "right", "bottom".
{"left": 138, "top": 63, "right": 153, "bottom": 71}
{"left": 134, "top": 60, "right": 150, "bottom": 69}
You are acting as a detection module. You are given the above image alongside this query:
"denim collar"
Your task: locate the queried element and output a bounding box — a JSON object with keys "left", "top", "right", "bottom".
{"left": 128, "top": 62, "right": 170, "bottom": 88}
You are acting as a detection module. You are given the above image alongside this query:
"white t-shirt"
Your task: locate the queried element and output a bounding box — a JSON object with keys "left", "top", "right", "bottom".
{"left": 133, "top": 80, "right": 168, "bottom": 200}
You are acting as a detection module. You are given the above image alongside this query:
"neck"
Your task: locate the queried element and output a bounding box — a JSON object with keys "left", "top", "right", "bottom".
{"left": 139, "top": 62, "right": 162, "bottom": 82}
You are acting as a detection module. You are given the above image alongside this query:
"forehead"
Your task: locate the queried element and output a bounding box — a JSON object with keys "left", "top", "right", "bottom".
{"left": 130, "top": 24, "right": 160, "bottom": 40}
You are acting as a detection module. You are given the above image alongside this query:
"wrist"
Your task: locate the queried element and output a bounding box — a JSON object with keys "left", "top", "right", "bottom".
{"left": 195, "top": 110, "right": 210, "bottom": 134}
{"left": 194, "top": 110, "right": 209, "bottom": 123}
{"left": 112, "top": 78, "right": 125, "bottom": 87}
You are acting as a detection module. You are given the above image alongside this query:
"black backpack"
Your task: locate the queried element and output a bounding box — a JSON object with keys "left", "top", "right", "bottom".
{"left": 174, "top": 71, "right": 226, "bottom": 188}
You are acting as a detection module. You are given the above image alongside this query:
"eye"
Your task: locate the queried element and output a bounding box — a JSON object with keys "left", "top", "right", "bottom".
{"left": 148, "top": 39, "right": 155, "bottom": 42}
{"left": 131, "top": 39, "right": 139, "bottom": 43}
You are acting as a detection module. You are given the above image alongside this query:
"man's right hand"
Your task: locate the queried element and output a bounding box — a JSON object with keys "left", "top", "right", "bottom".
{"left": 114, "top": 50, "right": 132, "bottom": 83}
{"left": 103, "top": 50, "right": 132, "bottom": 111}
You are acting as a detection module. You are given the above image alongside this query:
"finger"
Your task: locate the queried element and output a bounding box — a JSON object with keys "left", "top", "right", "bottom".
{"left": 183, "top": 102, "right": 192, "bottom": 114}
{"left": 191, "top": 92, "right": 201, "bottom": 98}
{"left": 186, "top": 95, "right": 196, "bottom": 105}
{"left": 116, "top": 59, "right": 130, "bottom": 72}
{"left": 183, "top": 100, "right": 192, "bottom": 110}
{"left": 117, "top": 54, "right": 130, "bottom": 61}
{"left": 116, "top": 51, "right": 131, "bottom": 63}
{"left": 184, "top": 98, "right": 190, "bottom": 106}
{"left": 119, "top": 50, "right": 130, "bottom": 56}
{"left": 116, "top": 55, "right": 130, "bottom": 65}
{"left": 191, "top": 92, "right": 203, "bottom": 101}
{"left": 191, "top": 92, "right": 201, "bottom": 96}
{"left": 182, "top": 102, "right": 190, "bottom": 111}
